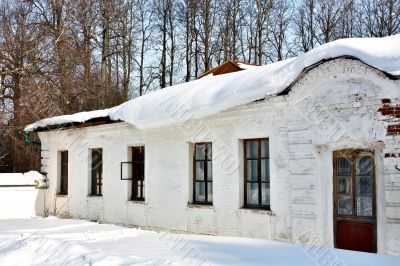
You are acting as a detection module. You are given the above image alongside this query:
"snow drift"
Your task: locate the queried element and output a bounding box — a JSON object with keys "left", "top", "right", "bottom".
{"left": 1, "top": 218, "right": 400, "bottom": 266}
{"left": 0, "top": 171, "right": 43, "bottom": 186}
{"left": 25, "top": 35, "right": 400, "bottom": 132}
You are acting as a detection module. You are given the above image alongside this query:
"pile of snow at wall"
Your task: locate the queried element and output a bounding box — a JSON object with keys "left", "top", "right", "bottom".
{"left": 0, "top": 171, "right": 44, "bottom": 219}
{"left": 0, "top": 171, "right": 43, "bottom": 185}
{"left": 25, "top": 34, "right": 400, "bottom": 132}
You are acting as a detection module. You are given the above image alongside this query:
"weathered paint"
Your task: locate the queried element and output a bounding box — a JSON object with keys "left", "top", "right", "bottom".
{"left": 38, "top": 59, "right": 400, "bottom": 255}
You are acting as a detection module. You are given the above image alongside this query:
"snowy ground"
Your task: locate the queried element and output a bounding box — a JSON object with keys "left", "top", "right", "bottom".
{"left": 0, "top": 218, "right": 398, "bottom": 266}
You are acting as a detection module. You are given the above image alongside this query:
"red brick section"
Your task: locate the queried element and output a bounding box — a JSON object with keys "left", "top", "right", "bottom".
{"left": 385, "top": 153, "right": 400, "bottom": 158}
{"left": 378, "top": 106, "right": 400, "bottom": 118}
{"left": 378, "top": 99, "right": 400, "bottom": 135}
{"left": 387, "top": 124, "right": 400, "bottom": 135}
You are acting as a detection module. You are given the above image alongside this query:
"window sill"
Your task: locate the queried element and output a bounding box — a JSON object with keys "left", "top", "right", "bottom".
{"left": 187, "top": 203, "right": 214, "bottom": 209}
{"left": 239, "top": 207, "right": 274, "bottom": 215}
{"left": 87, "top": 195, "right": 103, "bottom": 198}
{"left": 127, "top": 200, "right": 146, "bottom": 205}
{"left": 56, "top": 193, "right": 68, "bottom": 197}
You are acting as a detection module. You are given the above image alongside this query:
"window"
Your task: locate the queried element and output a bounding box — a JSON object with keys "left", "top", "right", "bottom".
{"left": 244, "top": 139, "right": 270, "bottom": 209}
{"left": 90, "top": 148, "right": 103, "bottom": 196}
{"left": 193, "top": 143, "right": 212, "bottom": 204}
{"left": 59, "top": 150, "right": 68, "bottom": 195}
{"left": 131, "top": 146, "right": 145, "bottom": 201}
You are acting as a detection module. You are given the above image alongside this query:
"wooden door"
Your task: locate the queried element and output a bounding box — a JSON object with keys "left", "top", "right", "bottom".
{"left": 333, "top": 150, "right": 376, "bottom": 253}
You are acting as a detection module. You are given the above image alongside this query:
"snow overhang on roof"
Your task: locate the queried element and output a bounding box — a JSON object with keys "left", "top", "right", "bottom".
{"left": 25, "top": 35, "right": 400, "bottom": 133}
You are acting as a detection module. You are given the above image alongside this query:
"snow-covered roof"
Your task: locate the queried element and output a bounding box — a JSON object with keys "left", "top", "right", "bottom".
{"left": 25, "top": 35, "right": 400, "bottom": 132}
{"left": 24, "top": 109, "right": 112, "bottom": 132}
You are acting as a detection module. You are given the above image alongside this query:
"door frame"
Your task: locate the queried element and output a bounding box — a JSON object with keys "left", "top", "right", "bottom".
{"left": 332, "top": 149, "right": 377, "bottom": 253}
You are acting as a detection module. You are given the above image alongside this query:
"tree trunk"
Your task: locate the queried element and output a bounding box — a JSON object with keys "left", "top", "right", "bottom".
{"left": 101, "top": 0, "right": 111, "bottom": 106}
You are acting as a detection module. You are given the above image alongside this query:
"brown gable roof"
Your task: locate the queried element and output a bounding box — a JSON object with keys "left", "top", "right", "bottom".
{"left": 197, "top": 60, "right": 259, "bottom": 79}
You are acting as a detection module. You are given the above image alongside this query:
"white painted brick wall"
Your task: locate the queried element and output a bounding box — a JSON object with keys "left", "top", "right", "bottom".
{"left": 38, "top": 59, "right": 400, "bottom": 255}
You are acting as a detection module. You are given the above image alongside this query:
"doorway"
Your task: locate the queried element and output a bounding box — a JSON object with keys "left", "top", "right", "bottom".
{"left": 333, "top": 150, "right": 376, "bottom": 253}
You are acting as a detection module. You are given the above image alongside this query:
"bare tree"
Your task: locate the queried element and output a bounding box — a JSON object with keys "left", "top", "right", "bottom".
{"left": 315, "top": 0, "right": 349, "bottom": 44}
{"left": 294, "top": 0, "right": 317, "bottom": 53}
{"left": 359, "top": 0, "right": 400, "bottom": 37}
{"left": 268, "top": 0, "right": 293, "bottom": 61}
{"left": 0, "top": 0, "right": 44, "bottom": 171}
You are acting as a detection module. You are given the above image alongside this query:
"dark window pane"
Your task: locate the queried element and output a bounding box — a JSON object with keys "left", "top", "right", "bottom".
{"left": 337, "top": 157, "right": 352, "bottom": 176}
{"left": 137, "top": 164, "right": 144, "bottom": 180}
{"left": 91, "top": 149, "right": 102, "bottom": 195}
{"left": 247, "top": 183, "right": 259, "bottom": 205}
{"left": 60, "top": 151, "right": 68, "bottom": 195}
{"left": 196, "top": 161, "right": 205, "bottom": 180}
{"left": 261, "top": 159, "right": 269, "bottom": 181}
{"left": 207, "top": 161, "right": 212, "bottom": 180}
{"left": 207, "top": 182, "right": 213, "bottom": 203}
{"left": 244, "top": 139, "right": 270, "bottom": 208}
{"left": 92, "top": 150, "right": 102, "bottom": 171}
{"left": 247, "top": 160, "right": 258, "bottom": 181}
{"left": 337, "top": 195, "right": 353, "bottom": 215}
{"left": 195, "top": 182, "right": 205, "bottom": 202}
{"left": 193, "top": 142, "right": 212, "bottom": 204}
{"left": 195, "top": 144, "right": 206, "bottom": 160}
{"left": 133, "top": 147, "right": 144, "bottom": 161}
{"left": 132, "top": 147, "right": 145, "bottom": 200}
{"left": 261, "top": 183, "right": 270, "bottom": 206}
{"left": 246, "top": 141, "right": 258, "bottom": 159}
{"left": 338, "top": 176, "right": 351, "bottom": 194}
{"left": 207, "top": 143, "right": 212, "bottom": 159}
{"left": 357, "top": 156, "right": 372, "bottom": 176}
{"left": 261, "top": 140, "right": 269, "bottom": 158}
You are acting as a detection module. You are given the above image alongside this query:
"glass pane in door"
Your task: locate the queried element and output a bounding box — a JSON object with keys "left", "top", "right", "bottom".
{"left": 356, "top": 156, "right": 373, "bottom": 216}
{"left": 337, "top": 157, "right": 352, "bottom": 176}
{"left": 338, "top": 195, "right": 353, "bottom": 215}
{"left": 338, "top": 176, "right": 351, "bottom": 194}
{"left": 357, "top": 156, "right": 373, "bottom": 176}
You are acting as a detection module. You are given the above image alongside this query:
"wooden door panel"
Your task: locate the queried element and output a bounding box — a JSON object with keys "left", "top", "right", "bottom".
{"left": 336, "top": 221, "right": 375, "bottom": 252}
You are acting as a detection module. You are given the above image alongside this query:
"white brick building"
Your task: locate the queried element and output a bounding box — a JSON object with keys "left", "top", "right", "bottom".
{"left": 26, "top": 38, "right": 400, "bottom": 255}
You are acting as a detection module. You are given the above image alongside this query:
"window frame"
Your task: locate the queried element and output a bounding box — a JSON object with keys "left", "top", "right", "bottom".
{"left": 131, "top": 146, "right": 145, "bottom": 201}
{"left": 192, "top": 142, "right": 213, "bottom": 205}
{"left": 90, "top": 148, "right": 103, "bottom": 196}
{"left": 243, "top": 138, "right": 270, "bottom": 210}
{"left": 59, "top": 150, "right": 68, "bottom": 195}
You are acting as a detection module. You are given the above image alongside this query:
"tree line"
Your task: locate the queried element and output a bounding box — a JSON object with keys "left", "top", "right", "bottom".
{"left": 0, "top": 0, "right": 399, "bottom": 172}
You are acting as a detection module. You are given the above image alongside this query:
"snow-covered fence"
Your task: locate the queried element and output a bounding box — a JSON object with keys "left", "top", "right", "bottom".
{"left": 0, "top": 171, "right": 45, "bottom": 219}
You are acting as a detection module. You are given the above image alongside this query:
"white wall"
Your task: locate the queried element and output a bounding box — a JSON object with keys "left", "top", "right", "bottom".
{"left": 38, "top": 59, "right": 400, "bottom": 255}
